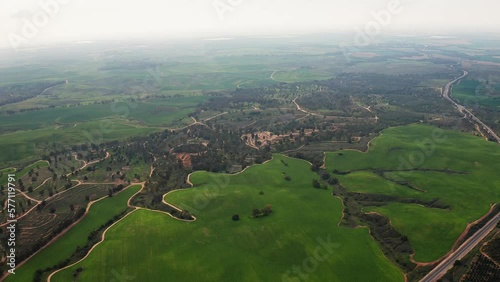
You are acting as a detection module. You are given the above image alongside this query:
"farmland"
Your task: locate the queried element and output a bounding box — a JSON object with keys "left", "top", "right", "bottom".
{"left": 51, "top": 155, "right": 404, "bottom": 282}
{"left": 1, "top": 34, "right": 500, "bottom": 281}
{"left": 326, "top": 124, "right": 500, "bottom": 262}
{"left": 453, "top": 79, "right": 500, "bottom": 110}
{"left": 8, "top": 184, "right": 141, "bottom": 282}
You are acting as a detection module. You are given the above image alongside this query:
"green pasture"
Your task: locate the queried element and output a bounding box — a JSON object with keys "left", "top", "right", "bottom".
{"left": 326, "top": 124, "right": 500, "bottom": 262}
{"left": 452, "top": 79, "right": 500, "bottom": 109}
{"left": 52, "top": 155, "right": 403, "bottom": 282}
{"left": 0, "top": 119, "right": 159, "bottom": 163}
{"left": 8, "top": 184, "right": 141, "bottom": 282}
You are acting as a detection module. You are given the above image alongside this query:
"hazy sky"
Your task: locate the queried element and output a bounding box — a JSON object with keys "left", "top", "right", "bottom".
{"left": 0, "top": 0, "right": 499, "bottom": 49}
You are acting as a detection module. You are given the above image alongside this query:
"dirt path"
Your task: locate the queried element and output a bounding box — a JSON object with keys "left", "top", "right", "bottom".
{"left": 45, "top": 183, "right": 147, "bottom": 282}
{"left": 68, "top": 151, "right": 110, "bottom": 177}
{"left": 0, "top": 153, "right": 113, "bottom": 227}
{"left": 293, "top": 97, "right": 314, "bottom": 116}
{"left": 281, "top": 144, "right": 305, "bottom": 154}
{"left": 164, "top": 112, "right": 225, "bottom": 132}
{"left": 202, "top": 112, "right": 228, "bottom": 122}
{"left": 33, "top": 177, "right": 52, "bottom": 191}
{"left": 270, "top": 70, "right": 278, "bottom": 81}
{"left": 2, "top": 185, "right": 133, "bottom": 282}
{"left": 161, "top": 190, "right": 198, "bottom": 221}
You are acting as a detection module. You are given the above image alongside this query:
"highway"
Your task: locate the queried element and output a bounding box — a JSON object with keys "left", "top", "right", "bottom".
{"left": 420, "top": 212, "right": 500, "bottom": 282}
{"left": 443, "top": 70, "right": 500, "bottom": 143}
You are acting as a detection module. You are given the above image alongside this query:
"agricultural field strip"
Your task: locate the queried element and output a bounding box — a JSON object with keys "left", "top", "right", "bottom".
{"left": 3, "top": 184, "right": 143, "bottom": 282}
{"left": 46, "top": 183, "right": 146, "bottom": 282}
{"left": 0, "top": 153, "right": 111, "bottom": 227}
{"left": 15, "top": 157, "right": 158, "bottom": 279}
{"left": 47, "top": 163, "right": 199, "bottom": 280}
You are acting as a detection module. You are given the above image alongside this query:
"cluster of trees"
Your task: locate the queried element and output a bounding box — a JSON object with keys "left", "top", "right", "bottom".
{"left": 251, "top": 204, "right": 272, "bottom": 218}
{"left": 108, "top": 184, "right": 125, "bottom": 197}
{"left": 0, "top": 80, "right": 65, "bottom": 108}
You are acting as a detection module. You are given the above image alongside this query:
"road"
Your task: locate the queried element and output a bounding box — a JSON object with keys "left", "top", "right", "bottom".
{"left": 443, "top": 70, "right": 500, "bottom": 143}
{"left": 270, "top": 70, "right": 277, "bottom": 81}
{"left": 293, "top": 97, "right": 319, "bottom": 117}
{"left": 420, "top": 211, "right": 500, "bottom": 282}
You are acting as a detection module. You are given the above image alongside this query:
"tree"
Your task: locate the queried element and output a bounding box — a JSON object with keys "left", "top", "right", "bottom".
{"left": 252, "top": 208, "right": 261, "bottom": 217}
{"left": 263, "top": 204, "right": 272, "bottom": 215}
{"left": 179, "top": 210, "right": 192, "bottom": 220}
{"left": 312, "top": 179, "right": 321, "bottom": 189}
{"left": 328, "top": 177, "right": 339, "bottom": 185}
{"left": 321, "top": 172, "right": 331, "bottom": 180}
{"left": 232, "top": 214, "right": 240, "bottom": 221}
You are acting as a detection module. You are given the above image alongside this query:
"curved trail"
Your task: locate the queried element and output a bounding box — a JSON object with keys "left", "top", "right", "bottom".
{"left": 293, "top": 97, "right": 319, "bottom": 117}
{"left": 45, "top": 183, "right": 146, "bottom": 282}
{"left": 164, "top": 112, "right": 226, "bottom": 132}
{"left": 47, "top": 165, "right": 201, "bottom": 281}
{"left": 0, "top": 182, "right": 137, "bottom": 282}
{"left": 0, "top": 153, "right": 111, "bottom": 228}
{"left": 270, "top": 70, "right": 278, "bottom": 81}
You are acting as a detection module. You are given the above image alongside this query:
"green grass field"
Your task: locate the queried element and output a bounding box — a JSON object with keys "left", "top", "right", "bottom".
{"left": 7, "top": 185, "right": 141, "bottom": 282}
{"left": 51, "top": 155, "right": 403, "bottom": 282}
{"left": 326, "top": 124, "right": 500, "bottom": 262}
{"left": 0, "top": 94, "right": 209, "bottom": 163}
{"left": 453, "top": 79, "right": 500, "bottom": 110}
{"left": 1, "top": 96, "right": 207, "bottom": 133}
{"left": 0, "top": 119, "right": 159, "bottom": 163}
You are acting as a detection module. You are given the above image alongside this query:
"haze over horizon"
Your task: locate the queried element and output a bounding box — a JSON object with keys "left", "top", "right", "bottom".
{"left": 0, "top": 0, "right": 499, "bottom": 50}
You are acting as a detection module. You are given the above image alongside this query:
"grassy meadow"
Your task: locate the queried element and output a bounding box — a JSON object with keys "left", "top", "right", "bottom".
{"left": 51, "top": 155, "right": 404, "bottom": 282}
{"left": 7, "top": 185, "right": 141, "bottom": 282}
{"left": 326, "top": 124, "right": 500, "bottom": 262}
{"left": 452, "top": 79, "right": 500, "bottom": 110}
